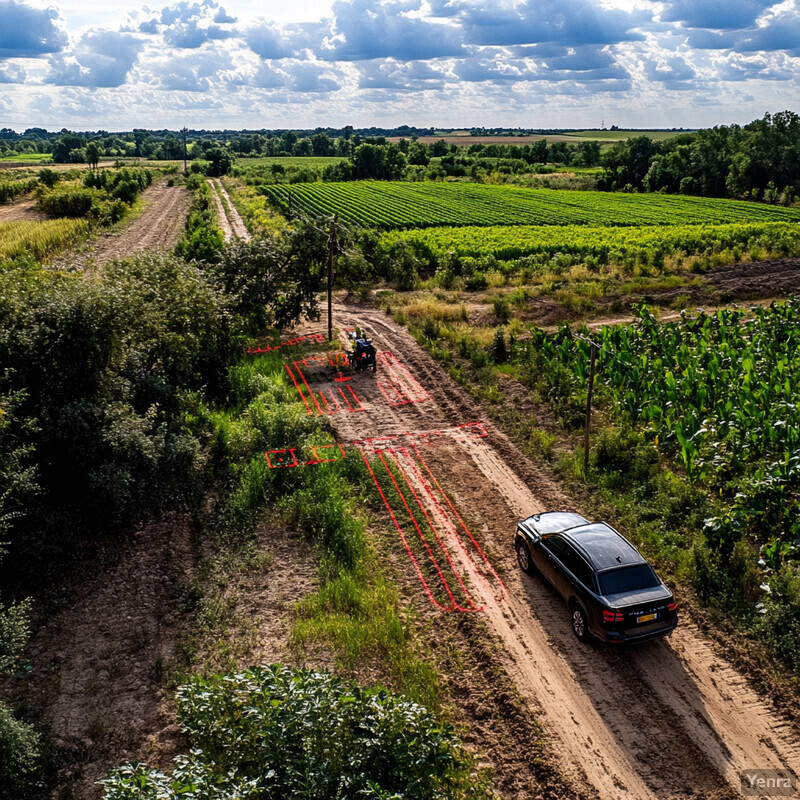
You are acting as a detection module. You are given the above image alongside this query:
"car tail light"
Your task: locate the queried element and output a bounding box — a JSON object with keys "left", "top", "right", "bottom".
{"left": 667, "top": 601, "right": 678, "bottom": 612}
{"left": 602, "top": 610, "right": 624, "bottom": 623}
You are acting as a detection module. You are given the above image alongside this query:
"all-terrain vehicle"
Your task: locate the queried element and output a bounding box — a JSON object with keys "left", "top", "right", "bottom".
{"left": 347, "top": 335, "right": 377, "bottom": 372}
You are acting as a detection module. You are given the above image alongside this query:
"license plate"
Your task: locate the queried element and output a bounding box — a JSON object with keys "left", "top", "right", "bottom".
{"left": 637, "top": 613, "right": 657, "bottom": 623}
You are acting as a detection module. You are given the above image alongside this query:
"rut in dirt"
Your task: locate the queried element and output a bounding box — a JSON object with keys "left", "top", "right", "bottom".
{"left": 282, "top": 301, "right": 800, "bottom": 800}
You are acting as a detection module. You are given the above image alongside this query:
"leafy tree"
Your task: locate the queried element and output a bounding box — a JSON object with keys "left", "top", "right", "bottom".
{"left": 208, "top": 224, "right": 326, "bottom": 330}
{"left": 206, "top": 148, "right": 233, "bottom": 177}
{"left": 85, "top": 141, "right": 101, "bottom": 170}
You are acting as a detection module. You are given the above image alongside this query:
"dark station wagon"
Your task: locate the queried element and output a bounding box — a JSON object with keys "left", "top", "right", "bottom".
{"left": 515, "top": 511, "right": 678, "bottom": 644}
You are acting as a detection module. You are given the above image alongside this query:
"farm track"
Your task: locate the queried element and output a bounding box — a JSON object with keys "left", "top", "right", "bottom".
{"left": 58, "top": 180, "right": 190, "bottom": 270}
{"left": 314, "top": 302, "right": 800, "bottom": 800}
{"left": 209, "top": 178, "right": 250, "bottom": 242}
{"left": 0, "top": 194, "right": 44, "bottom": 222}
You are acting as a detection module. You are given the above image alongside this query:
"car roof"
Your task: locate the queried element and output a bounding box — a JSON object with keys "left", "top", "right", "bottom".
{"left": 518, "top": 512, "right": 645, "bottom": 572}
{"left": 561, "top": 523, "right": 645, "bottom": 571}
{"left": 519, "top": 511, "right": 589, "bottom": 536}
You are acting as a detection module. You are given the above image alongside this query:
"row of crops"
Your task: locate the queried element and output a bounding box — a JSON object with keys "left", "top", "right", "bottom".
{"left": 259, "top": 181, "right": 800, "bottom": 230}
{"left": 0, "top": 219, "right": 91, "bottom": 261}
{"left": 525, "top": 302, "right": 800, "bottom": 551}
{"left": 379, "top": 222, "right": 800, "bottom": 263}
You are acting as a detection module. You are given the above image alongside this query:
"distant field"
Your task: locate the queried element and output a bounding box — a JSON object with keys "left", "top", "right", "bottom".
{"left": 237, "top": 156, "right": 344, "bottom": 168}
{"left": 0, "top": 153, "right": 51, "bottom": 163}
{"left": 380, "top": 221, "right": 800, "bottom": 261}
{"left": 260, "top": 181, "right": 800, "bottom": 230}
{"left": 388, "top": 130, "right": 688, "bottom": 146}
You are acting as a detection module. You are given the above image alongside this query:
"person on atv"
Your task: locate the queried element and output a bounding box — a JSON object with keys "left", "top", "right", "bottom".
{"left": 348, "top": 336, "right": 377, "bottom": 372}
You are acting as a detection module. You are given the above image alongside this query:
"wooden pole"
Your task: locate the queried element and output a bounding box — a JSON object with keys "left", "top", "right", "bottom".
{"left": 584, "top": 343, "right": 597, "bottom": 477}
{"left": 327, "top": 215, "right": 338, "bottom": 342}
{"left": 181, "top": 127, "right": 188, "bottom": 175}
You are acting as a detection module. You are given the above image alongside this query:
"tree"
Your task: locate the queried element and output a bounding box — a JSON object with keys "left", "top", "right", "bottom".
{"left": 206, "top": 148, "right": 233, "bottom": 177}
{"left": 208, "top": 225, "right": 326, "bottom": 330}
{"left": 85, "top": 141, "right": 101, "bottom": 170}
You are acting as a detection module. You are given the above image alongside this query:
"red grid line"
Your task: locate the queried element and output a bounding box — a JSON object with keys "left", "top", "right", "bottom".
{"left": 345, "top": 385, "right": 365, "bottom": 412}
{"left": 413, "top": 445, "right": 507, "bottom": 598}
{"left": 386, "top": 449, "right": 478, "bottom": 610}
{"left": 377, "top": 451, "right": 468, "bottom": 612}
{"left": 247, "top": 332, "right": 326, "bottom": 353}
{"left": 285, "top": 364, "right": 311, "bottom": 415}
{"left": 359, "top": 452, "right": 452, "bottom": 612}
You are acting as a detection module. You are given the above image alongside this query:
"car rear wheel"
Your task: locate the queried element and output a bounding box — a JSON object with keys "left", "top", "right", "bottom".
{"left": 571, "top": 602, "right": 591, "bottom": 642}
{"left": 516, "top": 540, "right": 535, "bottom": 575}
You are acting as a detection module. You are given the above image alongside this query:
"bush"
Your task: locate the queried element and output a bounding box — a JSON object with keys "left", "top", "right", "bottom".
{"left": 0, "top": 702, "right": 40, "bottom": 800}
{"left": 101, "top": 665, "right": 483, "bottom": 800}
{"left": 36, "top": 187, "right": 94, "bottom": 217}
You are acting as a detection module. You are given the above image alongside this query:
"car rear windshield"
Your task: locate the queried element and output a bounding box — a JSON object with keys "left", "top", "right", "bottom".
{"left": 598, "top": 564, "right": 660, "bottom": 596}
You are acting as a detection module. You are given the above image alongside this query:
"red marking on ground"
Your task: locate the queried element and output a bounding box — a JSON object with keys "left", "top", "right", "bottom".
{"left": 385, "top": 449, "right": 478, "bottom": 610}
{"left": 285, "top": 365, "right": 311, "bottom": 415}
{"left": 412, "top": 446, "right": 507, "bottom": 600}
{"left": 359, "top": 451, "right": 452, "bottom": 612}
{"left": 247, "top": 332, "right": 326, "bottom": 353}
{"left": 353, "top": 422, "right": 487, "bottom": 454}
{"left": 265, "top": 448, "right": 299, "bottom": 468}
{"left": 262, "top": 423, "right": 502, "bottom": 611}
{"left": 307, "top": 443, "right": 346, "bottom": 465}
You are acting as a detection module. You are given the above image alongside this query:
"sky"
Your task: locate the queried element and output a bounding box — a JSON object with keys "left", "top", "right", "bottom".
{"left": 1, "top": 0, "right": 799, "bottom": 131}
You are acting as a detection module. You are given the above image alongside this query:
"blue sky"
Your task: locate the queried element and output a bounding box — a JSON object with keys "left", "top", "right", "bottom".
{"left": 0, "top": 0, "right": 799, "bottom": 131}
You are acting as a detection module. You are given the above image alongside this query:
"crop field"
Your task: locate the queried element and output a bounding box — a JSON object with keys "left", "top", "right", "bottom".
{"left": 238, "top": 156, "right": 345, "bottom": 168}
{"left": 259, "top": 181, "right": 800, "bottom": 229}
{"left": 0, "top": 153, "right": 51, "bottom": 163}
{"left": 0, "top": 218, "right": 90, "bottom": 260}
{"left": 526, "top": 302, "right": 800, "bottom": 549}
{"left": 380, "top": 221, "right": 800, "bottom": 262}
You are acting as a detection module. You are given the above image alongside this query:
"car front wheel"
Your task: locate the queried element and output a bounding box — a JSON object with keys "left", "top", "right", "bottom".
{"left": 571, "top": 603, "right": 591, "bottom": 642}
{"left": 516, "top": 540, "right": 535, "bottom": 575}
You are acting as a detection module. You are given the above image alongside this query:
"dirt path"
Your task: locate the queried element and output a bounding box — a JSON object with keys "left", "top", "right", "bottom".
{"left": 59, "top": 180, "right": 190, "bottom": 270}
{"left": 294, "top": 303, "right": 800, "bottom": 799}
{"left": 0, "top": 194, "right": 44, "bottom": 222}
{"left": 209, "top": 178, "right": 250, "bottom": 242}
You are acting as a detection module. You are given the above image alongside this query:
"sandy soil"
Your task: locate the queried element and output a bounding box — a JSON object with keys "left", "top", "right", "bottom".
{"left": 59, "top": 180, "right": 190, "bottom": 270}
{"left": 209, "top": 178, "right": 250, "bottom": 242}
{"left": 9, "top": 516, "right": 197, "bottom": 799}
{"left": 300, "top": 302, "right": 800, "bottom": 800}
{"left": 0, "top": 194, "right": 45, "bottom": 222}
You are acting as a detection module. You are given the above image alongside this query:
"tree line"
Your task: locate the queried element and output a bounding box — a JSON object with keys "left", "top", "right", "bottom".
{"left": 599, "top": 111, "right": 800, "bottom": 203}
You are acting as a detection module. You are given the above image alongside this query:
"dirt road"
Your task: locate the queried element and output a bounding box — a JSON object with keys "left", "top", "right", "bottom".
{"left": 290, "top": 303, "right": 800, "bottom": 799}
{"left": 60, "top": 180, "right": 190, "bottom": 270}
{"left": 209, "top": 178, "right": 250, "bottom": 241}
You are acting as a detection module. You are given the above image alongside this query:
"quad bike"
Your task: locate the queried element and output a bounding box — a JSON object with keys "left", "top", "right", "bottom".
{"left": 347, "top": 335, "right": 377, "bottom": 372}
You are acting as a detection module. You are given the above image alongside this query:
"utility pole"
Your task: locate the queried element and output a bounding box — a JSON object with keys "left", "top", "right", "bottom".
{"left": 576, "top": 334, "right": 601, "bottom": 478}
{"left": 327, "top": 214, "right": 338, "bottom": 342}
{"left": 181, "top": 126, "right": 188, "bottom": 175}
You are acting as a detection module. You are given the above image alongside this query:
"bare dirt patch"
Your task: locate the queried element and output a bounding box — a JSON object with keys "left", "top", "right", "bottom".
{"left": 310, "top": 302, "right": 800, "bottom": 800}
{"left": 59, "top": 180, "right": 190, "bottom": 271}
{"left": 5, "top": 515, "right": 197, "bottom": 800}
{"left": 0, "top": 194, "right": 45, "bottom": 222}
{"left": 209, "top": 178, "right": 250, "bottom": 242}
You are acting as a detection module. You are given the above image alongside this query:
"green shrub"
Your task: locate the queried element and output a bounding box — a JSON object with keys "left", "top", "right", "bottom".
{"left": 101, "top": 665, "right": 484, "bottom": 800}
{"left": 36, "top": 187, "right": 94, "bottom": 217}
{"left": 0, "top": 702, "right": 40, "bottom": 800}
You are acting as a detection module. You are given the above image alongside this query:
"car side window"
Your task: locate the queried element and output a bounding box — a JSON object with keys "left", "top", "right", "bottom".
{"left": 550, "top": 537, "right": 595, "bottom": 591}
{"left": 542, "top": 535, "right": 566, "bottom": 558}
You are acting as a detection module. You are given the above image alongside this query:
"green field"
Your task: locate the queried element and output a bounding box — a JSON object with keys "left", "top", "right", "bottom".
{"left": 260, "top": 181, "right": 800, "bottom": 230}
{"left": 380, "top": 222, "right": 800, "bottom": 262}
{"left": 0, "top": 153, "right": 51, "bottom": 163}
{"left": 237, "top": 156, "right": 344, "bottom": 168}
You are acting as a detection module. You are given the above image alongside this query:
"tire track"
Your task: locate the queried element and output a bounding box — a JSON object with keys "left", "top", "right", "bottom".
{"left": 322, "top": 302, "right": 800, "bottom": 800}
{"left": 209, "top": 178, "right": 250, "bottom": 242}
